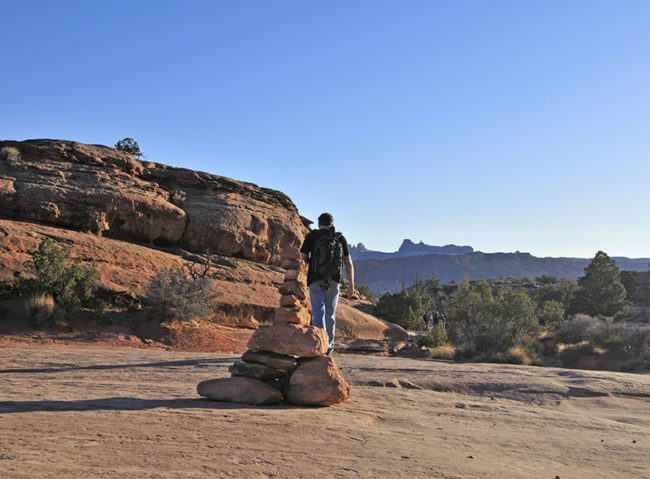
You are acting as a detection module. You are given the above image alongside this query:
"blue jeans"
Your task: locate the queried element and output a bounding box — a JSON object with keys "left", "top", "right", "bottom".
{"left": 309, "top": 280, "right": 339, "bottom": 350}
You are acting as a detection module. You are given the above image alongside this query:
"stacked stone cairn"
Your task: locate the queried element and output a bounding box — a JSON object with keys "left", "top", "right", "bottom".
{"left": 197, "top": 254, "right": 351, "bottom": 406}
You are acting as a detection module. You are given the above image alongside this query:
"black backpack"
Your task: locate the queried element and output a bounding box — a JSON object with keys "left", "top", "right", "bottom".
{"left": 311, "top": 232, "right": 344, "bottom": 284}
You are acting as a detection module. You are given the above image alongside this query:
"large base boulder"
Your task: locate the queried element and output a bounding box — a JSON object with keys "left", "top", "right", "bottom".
{"left": 197, "top": 377, "right": 282, "bottom": 405}
{"left": 248, "top": 323, "right": 329, "bottom": 357}
{"left": 285, "top": 356, "right": 351, "bottom": 406}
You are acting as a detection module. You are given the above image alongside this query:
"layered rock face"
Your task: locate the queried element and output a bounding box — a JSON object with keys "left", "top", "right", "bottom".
{"left": 0, "top": 139, "right": 308, "bottom": 265}
{"left": 197, "top": 256, "right": 351, "bottom": 406}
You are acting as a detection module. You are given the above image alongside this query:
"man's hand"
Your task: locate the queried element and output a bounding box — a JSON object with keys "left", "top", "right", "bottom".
{"left": 346, "top": 283, "right": 355, "bottom": 298}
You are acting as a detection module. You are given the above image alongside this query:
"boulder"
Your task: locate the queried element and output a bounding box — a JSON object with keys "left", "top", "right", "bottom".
{"left": 273, "top": 306, "right": 310, "bottom": 325}
{"left": 285, "top": 356, "right": 351, "bottom": 406}
{"left": 248, "top": 323, "right": 328, "bottom": 357}
{"left": 228, "top": 361, "right": 287, "bottom": 380}
{"left": 241, "top": 350, "right": 298, "bottom": 372}
{"left": 279, "top": 280, "right": 307, "bottom": 299}
{"left": 279, "top": 294, "right": 304, "bottom": 308}
{"left": 197, "top": 377, "right": 282, "bottom": 405}
{"left": 281, "top": 258, "right": 304, "bottom": 270}
{"left": 283, "top": 269, "right": 301, "bottom": 281}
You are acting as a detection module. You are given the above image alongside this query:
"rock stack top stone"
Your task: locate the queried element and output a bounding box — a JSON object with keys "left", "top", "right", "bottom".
{"left": 197, "top": 256, "right": 351, "bottom": 406}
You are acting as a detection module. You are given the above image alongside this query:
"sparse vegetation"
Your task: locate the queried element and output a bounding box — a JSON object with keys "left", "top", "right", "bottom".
{"left": 169, "top": 190, "right": 186, "bottom": 207}
{"left": 115, "top": 137, "right": 143, "bottom": 158}
{"left": 417, "top": 324, "right": 448, "bottom": 348}
{"left": 446, "top": 280, "right": 539, "bottom": 358}
{"left": 0, "top": 146, "right": 21, "bottom": 162}
{"left": 373, "top": 283, "right": 433, "bottom": 330}
{"left": 24, "top": 294, "right": 56, "bottom": 327}
{"left": 15, "top": 238, "right": 100, "bottom": 319}
{"left": 145, "top": 252, "right": 221, "bottom": 321}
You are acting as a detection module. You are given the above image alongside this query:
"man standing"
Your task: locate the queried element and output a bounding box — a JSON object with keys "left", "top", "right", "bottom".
{"left": 300, "top": 213, "right": 354, "bottom": 355}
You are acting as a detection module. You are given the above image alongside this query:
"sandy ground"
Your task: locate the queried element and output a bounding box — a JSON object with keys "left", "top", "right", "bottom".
{"left": 0, "top": 345, "right": 648, "bottom": 479}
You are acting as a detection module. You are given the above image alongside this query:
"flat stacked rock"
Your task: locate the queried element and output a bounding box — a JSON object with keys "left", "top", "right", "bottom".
{"left": 197, "top": 254, "right": 351, "bottom": 407}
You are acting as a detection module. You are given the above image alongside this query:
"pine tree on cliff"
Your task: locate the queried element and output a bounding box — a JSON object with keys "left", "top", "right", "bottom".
{"left": 115, "top": 137, "right": 143, "bottom": 158}
{"left": 569, "top": 251, "right": 626, "bottom": 317}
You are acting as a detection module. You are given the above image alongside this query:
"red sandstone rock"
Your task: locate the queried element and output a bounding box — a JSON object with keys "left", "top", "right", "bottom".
{"left": 228, "top": 361, "right": 287, "bottom": 380}
{"left": 197, "top": 377, "right": 282, "bottom": 405}
{"left": 240, "top": 350, "right": 298, "bottom": 372}
{"left": 279, "top": 280, "right": 307, "bottom": 300}
{"left": 0, "top": 139, "right": 308, "bottom": 264}
{"left": 248, "top": 323, "right": 328, "bottom": 357}
{"left": 279, "top": 295, "right": 304, "bottom": 308}
{"left": 273, "top": 306, "right": 310, "bottom": 325}
{"left": 285, "top": 356, "right": 351, "bottom": 406}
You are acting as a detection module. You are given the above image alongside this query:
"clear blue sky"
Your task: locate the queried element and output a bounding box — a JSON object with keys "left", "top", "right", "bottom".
{"left": 2, "top": 1, "right": 649, "bottom": 258}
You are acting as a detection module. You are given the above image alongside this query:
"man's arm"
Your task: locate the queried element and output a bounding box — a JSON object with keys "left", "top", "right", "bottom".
{"left": 344, "top": 255, "right": 355, "bottom": 297}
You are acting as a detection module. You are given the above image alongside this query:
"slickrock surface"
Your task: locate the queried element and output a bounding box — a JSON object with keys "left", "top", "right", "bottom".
{"left": 0, "top": 345, "right": 648, "bottom": 478}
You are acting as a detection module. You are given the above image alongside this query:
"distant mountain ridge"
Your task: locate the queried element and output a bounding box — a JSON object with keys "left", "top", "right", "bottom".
{"left": 351, "top": 240, "right": 650, "bottom": 294}
{"left": 351, "top": 239, "right": 473, "bottom": 261}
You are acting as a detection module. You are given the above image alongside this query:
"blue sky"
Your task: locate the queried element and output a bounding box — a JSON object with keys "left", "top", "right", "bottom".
{"left": 2, "top": 1, "right": 649, "bottom": 258}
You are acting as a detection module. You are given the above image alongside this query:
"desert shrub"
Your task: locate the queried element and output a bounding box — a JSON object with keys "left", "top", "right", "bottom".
{"left": 115, "top": 137, "right": 143, "bottom": 158}
{"left": 425, "top": 344, "right": 455, "bottom": 360}
{"left": 620, "top": 329, "right": 650, "bottom": 370}
{"left": 169, "top": 190, "right": 186, "bottom": 206}
{"left": 447, "top": 280, "right": 539, "bottom": 356}
{"left": 0, "top": 146, "right": 21, "bottom": 161}
{"left": 556, "top": 314, "right": 599, "bottom": 344}
{"left": 417, "top": 324, "right": 448, "bottom": 348}
{"left": 356, "top": 284, "right": 377, "bottom": 304}
{"left": 145, "top": 254, "right": 221, "bottom": 321}
{"left": 373, "top": 286, "right": 433, "bottom": 330}
{"left": 501, "top": 346, "right": 533, "bottom": 365}
{"left": 558, "top": 341, "right": 595, "bottom": 366}
{"left": 539, "top": 300, "right": 565, "bottom": 330}
{"left": 585, "top": 319, "right": 626, "bottom": 351}
{"left": 24, "top": 294, "right": 56, "bottom": 327}
{"left": 15, "top": 238, "right": 99, "bottom": 317}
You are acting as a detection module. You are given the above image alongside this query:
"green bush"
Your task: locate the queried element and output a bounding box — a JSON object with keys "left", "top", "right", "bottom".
{"left": 447, "top": 280, "right": 539, "bottom": 356}
{"left": 539, "top": 300, "right": 565, "bottom": 330}
{"left": 15, "top": 238, "right": 99, "bottom": 318}
{"left": 169, "top": 190, "right": 186, "bottom": 206}
{"left": 417, "top": 324, "right": 448, "bottom": 348}
{"left": 569, "top": 251, "right": 626, "bottom": 317}
{"left": 356, "top": 284, "right": 377, "bottom": 304}
{"left": 556, "top": 314, "right": 599, "bottom": 344}
{"left": 558, "top": 342, "right": 595, "bottom": 366}
{"left": 373, "top": 286, "right": 433, "bottom": 330}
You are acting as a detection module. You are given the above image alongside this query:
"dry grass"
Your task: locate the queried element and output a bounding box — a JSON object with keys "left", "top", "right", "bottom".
{"left": 426, "top": 344, "right": 455, "bottom": 360}
{"left": 0, "top": 146, "right": 21, "bottom": 162}
{"left": 24, "top": 294, "right": 55, "bottom": 327}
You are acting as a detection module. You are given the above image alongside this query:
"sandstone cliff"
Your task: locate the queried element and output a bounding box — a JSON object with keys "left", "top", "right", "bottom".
{"left": 0, "top": 139, "right": 403, "bottom": 348}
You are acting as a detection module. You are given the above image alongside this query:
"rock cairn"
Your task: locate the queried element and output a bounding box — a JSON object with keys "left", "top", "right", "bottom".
{"left": 197, "top": 254, "right": 351, "bottom": 406}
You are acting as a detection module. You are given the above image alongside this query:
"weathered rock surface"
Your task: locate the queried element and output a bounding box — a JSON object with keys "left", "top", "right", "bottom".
{"left": 279, "top": 294, "right": 306, "bottom": 308}
{"left": 197, "top": 377, "right": 282, "bottom": 405}
{"left": 240, "top": 350, "right": 298, "bottom": 372}
{"left": 228, "top": 361, "right": 287, "bottom": 380}
{"left": 0, "top": 139, "right": 308, "bottom": 264}
{"left": 273, "top": 306, "right": 310, "bottom": 325}
{"left": 285, "top": 356, "right": 351, "bottom": 406}
{"left": 248, "top": 323, "right": 329, "bottom": 357}
{"left": 278, "top": 280, "right": 307, "bottom": 299}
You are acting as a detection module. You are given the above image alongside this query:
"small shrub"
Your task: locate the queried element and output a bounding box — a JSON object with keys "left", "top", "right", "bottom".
{"left": 145, "top": 253, "right": 221, "bottom": 321}
{"left": 0, "top": 146, "right": 21, "bottom": 162}
{"left": 15, "top": 238, "right": 99, "bottom": 318}
{"left": 24, "top": 294, "right": 55, "bottom": 327}
{"left": 539, "top": 300, "right": 565, "bottom": 330}
{"left": 620, "top": 329, "right": 650, "bottom": 370}
{"left": 585, "top": 319, "right": 626, "bottom": 351}
{"left": 169, "top": 190, "right": 186, "bottom": 206}
{"left": 356, "top": 284, "right": 377, "bottom": 304}
{"left": 558, "top": 341, "right": 595, "bottom": 365}
{"left": 557, "top": 314, "right": 599, "bottom": 344}
{"left": 503, "top": 346, "right": 533, "bottom": 365}
{"left": 426, "top": 344, "right": 455, "bottom": 360}
{"left": 417, "top": 324, "right": 448, "bottom": 348}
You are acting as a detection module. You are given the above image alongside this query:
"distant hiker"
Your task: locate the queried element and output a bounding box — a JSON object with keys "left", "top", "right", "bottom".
{"left": 441, "top": 312, "right": 448, "bottom": 328}
{"left": 433, "top": 311, "right": 441, "bottom": 327}
{"left": 424, "top": 311, "right": 433, "bottom": 329}
{"left": 300, "top": 213, "right": 354, "bottom": 355}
